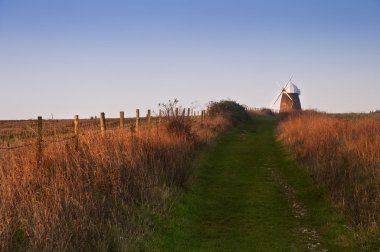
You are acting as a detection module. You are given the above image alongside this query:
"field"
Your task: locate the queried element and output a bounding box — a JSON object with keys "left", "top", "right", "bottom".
{"left": 0, "top": 103, "right": 234, "bottom": 251}
{"left": 278, "top": 111, "right": 380, "bottom": 237}
{"left": 1, "top": 105, "right": 380, "bottom": 250}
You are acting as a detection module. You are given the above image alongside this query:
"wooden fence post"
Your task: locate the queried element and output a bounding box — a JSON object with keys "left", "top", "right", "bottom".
{"left": 100, "top": 112, "right": 106, "bottom": 135}
{"left": 74, "top": 115, "right": 79, "bottom": 135}
{"left": 120, "top": 111, "right": 125, "bottom": 128}
{"left": 187, "top": 108, "right": 191, "bottom": 117}
{"left": 74, "top": 115, "right": 79, "bottom": 149}
{"left": 36, "top": 116, "right": 43, "bottom": 167}
{"left": 147, "top": 109, "right": 151, "bottom": 126}
{"left": 136, "top": 109, "right": 139, "bottom": 132}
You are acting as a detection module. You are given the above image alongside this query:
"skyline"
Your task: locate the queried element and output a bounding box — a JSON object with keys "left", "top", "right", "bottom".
{"left": 1, "top": 0, "right": 380, "bottom": 119}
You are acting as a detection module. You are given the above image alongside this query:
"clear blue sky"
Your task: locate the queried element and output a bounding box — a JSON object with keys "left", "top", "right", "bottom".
{"left": 1, "top": 0, "right": 379, "bottom": 119}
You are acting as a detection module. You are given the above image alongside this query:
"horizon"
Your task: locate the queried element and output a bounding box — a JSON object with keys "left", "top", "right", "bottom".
{"left": 1, "top": 0, "right": 380, "bottom": 119}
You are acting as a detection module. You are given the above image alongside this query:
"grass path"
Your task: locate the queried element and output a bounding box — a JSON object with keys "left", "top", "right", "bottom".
{"left": 143, "top": 117, "right": 360, "bottom": 251}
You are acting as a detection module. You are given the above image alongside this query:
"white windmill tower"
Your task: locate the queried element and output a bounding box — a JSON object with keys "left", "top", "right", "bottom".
{"left": 272, "top": 77, "right": 302, "bottom": 113}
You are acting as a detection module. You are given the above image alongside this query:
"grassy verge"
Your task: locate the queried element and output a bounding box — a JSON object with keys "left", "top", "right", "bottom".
{"left": 138, "top": 117, "right": 374, "bottom": 251}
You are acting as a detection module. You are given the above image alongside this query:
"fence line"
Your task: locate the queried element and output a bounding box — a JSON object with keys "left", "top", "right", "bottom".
{"left": 0, "top": 143, "right": 34, "bottom": 150}
{"left": 42, "top": 135, "right": 77, "bottom": 143}
{"left": 0, "top": 108, "right": 206, "bottom": 151}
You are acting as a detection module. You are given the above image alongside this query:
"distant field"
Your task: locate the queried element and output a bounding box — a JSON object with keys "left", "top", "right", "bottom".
{"left": 330, "top": 111, "right": 380, "bottom": 119}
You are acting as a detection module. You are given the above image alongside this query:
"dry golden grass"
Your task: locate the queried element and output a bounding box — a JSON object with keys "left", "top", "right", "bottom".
{"left": 278, "top": 111, "right": 380, "bottom": 233}
{"left": 0, "top": 116, "right": 230, "bottom": 251}
{"left": 0, "top": 118, "right": 140, "bottom": 147}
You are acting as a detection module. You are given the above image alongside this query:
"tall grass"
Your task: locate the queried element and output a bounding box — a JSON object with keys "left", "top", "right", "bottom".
{"left": 0, "top": 115, "right": 231, "bottom": 251}
{"left": 278, "top": 111, "right": 380, "bottom": 233}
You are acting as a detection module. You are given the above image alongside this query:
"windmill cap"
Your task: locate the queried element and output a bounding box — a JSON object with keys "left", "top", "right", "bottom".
{"left": 286, "top": 82, "right": 301, "bottom": 95}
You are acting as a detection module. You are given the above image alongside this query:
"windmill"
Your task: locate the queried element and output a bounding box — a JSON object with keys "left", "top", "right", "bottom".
{"left": 272, "top": 77, "right": 301, "bottom": 113}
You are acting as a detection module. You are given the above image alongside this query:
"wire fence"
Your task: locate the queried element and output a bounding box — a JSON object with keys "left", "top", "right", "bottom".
{"left": 0, "top": 109, "right": 207, "bottom": 151}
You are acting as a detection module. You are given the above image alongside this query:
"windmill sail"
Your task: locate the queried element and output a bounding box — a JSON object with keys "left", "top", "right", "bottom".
{"left": 272, "top": 90, "right": 283, "bottom": 106}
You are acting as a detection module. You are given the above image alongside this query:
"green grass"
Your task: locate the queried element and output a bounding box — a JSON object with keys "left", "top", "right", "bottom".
{"left": 138, "top": 117, "right": 365, "bottom": 251}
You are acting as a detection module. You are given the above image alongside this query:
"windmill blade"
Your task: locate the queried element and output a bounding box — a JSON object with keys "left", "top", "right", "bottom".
{"left": 271, "top": 90, "right": 283, "bottom": 106}
{"left": 283, "top": 79, "right": 291, "bottom": 90}
{"left": 284, "top": 90, "right": 293, "bottom": 101}
{"left": 282, "top": 75, "right": 294, "bottom": 90}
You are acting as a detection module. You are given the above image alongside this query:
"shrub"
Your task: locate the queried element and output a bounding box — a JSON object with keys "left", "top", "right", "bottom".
{"left": 207, "top": 100, "right": 250, "bottom": 125}
{"left": 248, "top": 108, "right": 274, "bottom": 117}
{"left": 159, "top": 99, "right": 194, "bottom": 140}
